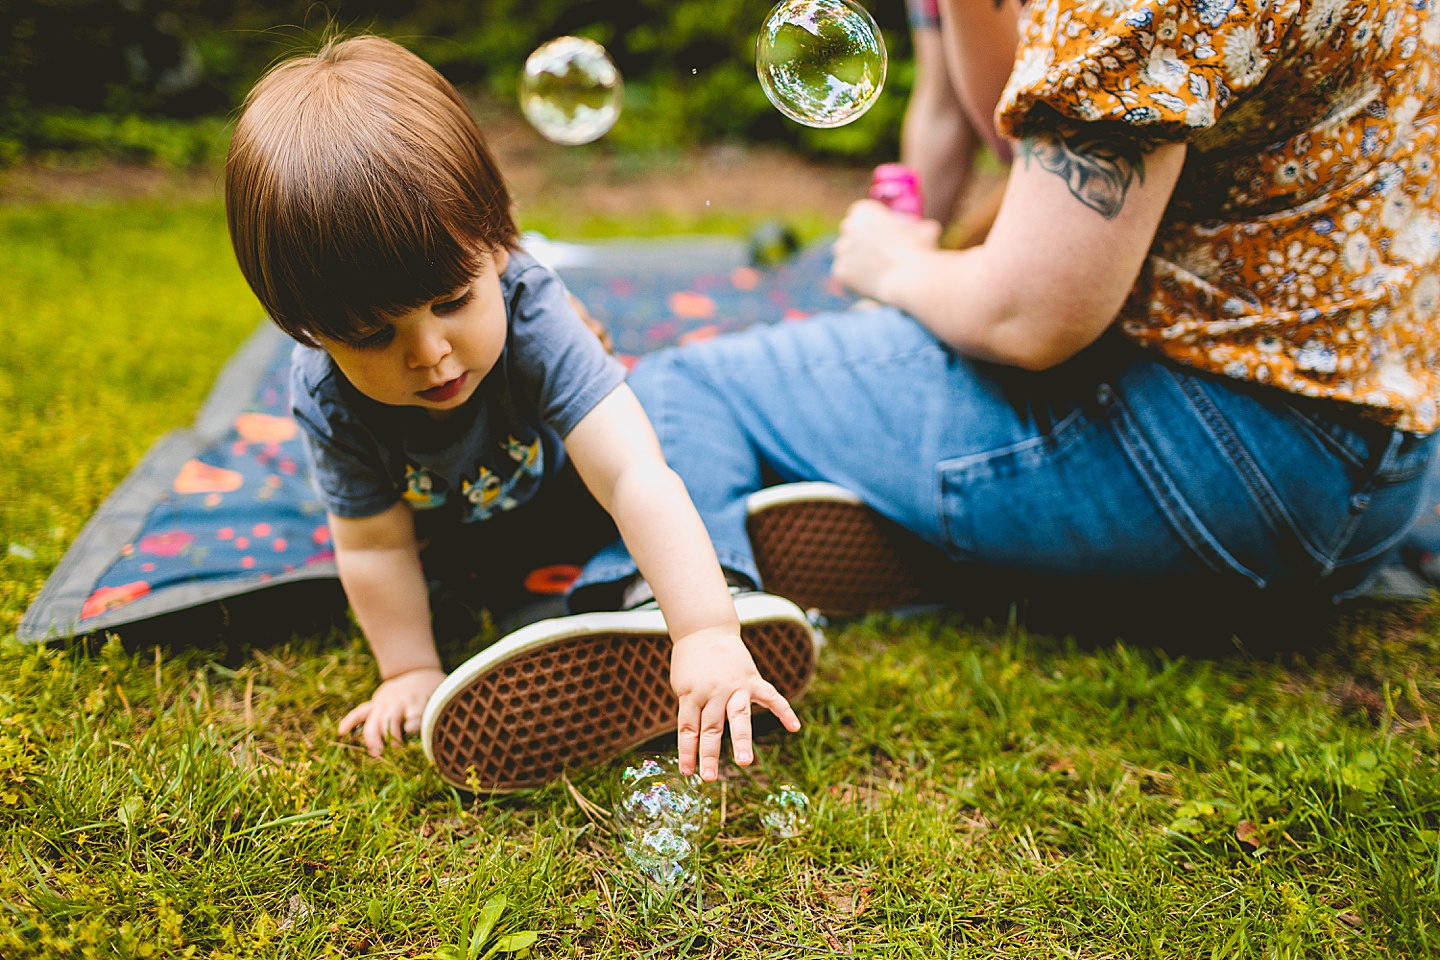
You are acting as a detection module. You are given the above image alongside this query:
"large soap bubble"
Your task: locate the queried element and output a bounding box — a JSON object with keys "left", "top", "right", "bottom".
{"left": 756, "top": 0, "right": 887, "bottom": 128}
{"left": 614, "top": 756, "right": 714, "bottom": 888}
{"left": 520, "top": 37, "right": 624, "bottom": 146}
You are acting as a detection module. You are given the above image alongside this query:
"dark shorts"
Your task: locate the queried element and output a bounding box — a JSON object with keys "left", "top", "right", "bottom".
{"left": 421, "top": 464, "right": 616, "bottom": 644}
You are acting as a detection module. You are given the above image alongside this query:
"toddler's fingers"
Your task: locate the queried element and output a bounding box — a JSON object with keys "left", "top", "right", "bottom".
{"left": 385, "top": 708, "right": 406, "bottom": 748}
{"left": 363, "top": 710, "right": 387, "bottom": 757}
{"left": 676, "top": 698, "right": 703, "bottom": 776}
{"left": 752, "top": 681, "right": 801, "bottom": 733}
{"left": 338, "top": 701, "right": 372, "bottom": 736}
{"left": 697, "top": 697, "right": 728, "bottom": 781}
{"left": 725, "top": 689, "right": 754, "bottom": 766}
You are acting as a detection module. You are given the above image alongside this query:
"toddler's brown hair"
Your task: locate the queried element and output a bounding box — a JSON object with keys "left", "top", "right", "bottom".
{"left": 226, "top": 35, "right": 518, "bottom": 347}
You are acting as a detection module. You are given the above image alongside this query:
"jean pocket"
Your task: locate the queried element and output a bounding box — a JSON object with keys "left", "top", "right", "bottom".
{"left": 935, "top": 404, "right": 1216, "bottom": 579}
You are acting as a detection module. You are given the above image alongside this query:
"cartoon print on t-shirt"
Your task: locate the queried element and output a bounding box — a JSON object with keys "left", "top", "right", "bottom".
{"left": 402, "top": 465, "right": 448, "bottom": 510}
{"left": 503, "top": 435, "right": 544, "bottom": 477}
{"left": 461, "top": 466, "right": 518, "bottom": 522}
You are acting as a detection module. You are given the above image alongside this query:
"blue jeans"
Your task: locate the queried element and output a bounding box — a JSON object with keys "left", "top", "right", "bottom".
{"left": 575, "top": 308, "right": 1437, "bottom": 603}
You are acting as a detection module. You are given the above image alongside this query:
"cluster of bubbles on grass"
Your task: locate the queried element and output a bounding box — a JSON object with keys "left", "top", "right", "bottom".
{"left": 519, "top": 0, "right": 888, "bottom": 144}
{"left": 613, "top": 755, "right": 812, "bottom": 890}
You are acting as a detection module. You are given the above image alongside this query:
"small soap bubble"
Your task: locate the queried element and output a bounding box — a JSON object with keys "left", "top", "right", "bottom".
{"left": 520, "top": 36, "right": 623, "bottom": 146}
{"left": 755, "top": 0, "right": 887, "bottom": 128}
{"left": 615, "top": 756, "right": 713, "bottom": 888}
{"left": 761, "top": 783, "right": 811, "bottom": 838}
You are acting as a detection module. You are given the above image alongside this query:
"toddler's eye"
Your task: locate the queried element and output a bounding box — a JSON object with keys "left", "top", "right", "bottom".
{"left": 432, "top": 288, "right": 475, "bottom": 316}
{"left": 352, "top": 325, "right": 395, "bottom": 350}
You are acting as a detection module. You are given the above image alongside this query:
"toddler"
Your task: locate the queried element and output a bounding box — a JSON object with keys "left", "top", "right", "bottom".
{"left": 224, "top": 35, "right": 816, "bottom": 790}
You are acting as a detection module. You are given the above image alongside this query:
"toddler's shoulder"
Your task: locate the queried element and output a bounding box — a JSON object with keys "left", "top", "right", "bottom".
{"left": 289, "top": 342, "right": 341, "bottom": 396}
{"left": 499, "top": 247, "right": 564, "bottom": 305}
{"left": 288, "top": 343, "right": 359, "bottom": 430}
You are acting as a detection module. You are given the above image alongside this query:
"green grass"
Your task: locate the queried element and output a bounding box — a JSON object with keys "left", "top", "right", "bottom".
{"left": 4, "top": 200, "right": 1440, "bottom": 958}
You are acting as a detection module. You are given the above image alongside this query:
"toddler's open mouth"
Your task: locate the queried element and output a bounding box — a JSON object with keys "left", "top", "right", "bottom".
{"left": 418, "top": 373, "right": 467, "bottom": 402}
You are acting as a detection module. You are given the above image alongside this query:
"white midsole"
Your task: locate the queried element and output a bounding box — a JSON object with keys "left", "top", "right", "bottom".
{"left": 746, "top": 481, "right": 865, "bottom": 515}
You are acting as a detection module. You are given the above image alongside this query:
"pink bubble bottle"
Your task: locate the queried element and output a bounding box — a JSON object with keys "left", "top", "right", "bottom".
{"left": 868, "top": 163, "right": 924, "bottom": 218}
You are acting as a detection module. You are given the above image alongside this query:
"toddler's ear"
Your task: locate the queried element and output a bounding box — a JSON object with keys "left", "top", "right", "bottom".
{"left": 568, "top": 292, "right": 614, "bottom": 354}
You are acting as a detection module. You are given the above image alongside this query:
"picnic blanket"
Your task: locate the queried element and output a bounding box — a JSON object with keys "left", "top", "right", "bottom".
{"left": 17, "top": 235, "right": 855, "bottom": 643}
{"left": 18, "top": 233, "right": 1439, "bottom": 644}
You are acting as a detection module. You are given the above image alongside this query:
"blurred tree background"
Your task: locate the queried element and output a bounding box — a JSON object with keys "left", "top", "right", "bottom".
{"left": 0, "top": 0, "right": 914, "bottom": 166}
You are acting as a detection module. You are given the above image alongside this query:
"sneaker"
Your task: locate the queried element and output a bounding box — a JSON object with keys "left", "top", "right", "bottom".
{"left": 746, "top": 481, "right": 932, "bottom": 617}
{"left": 421, "top": 592, "right": 819, "bottom": 793}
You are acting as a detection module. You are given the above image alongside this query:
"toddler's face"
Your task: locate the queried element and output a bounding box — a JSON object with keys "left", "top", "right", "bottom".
{"left": 319, "top": 248, "right": 510, "bottom": 419}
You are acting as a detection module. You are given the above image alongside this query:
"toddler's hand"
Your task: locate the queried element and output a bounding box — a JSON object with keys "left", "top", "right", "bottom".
{"left": 832, "top": 199, "right": 943, "bottom": 303}
{"left": 338, "top": 666, "right": 446, "bottom": 757}
{"left": 670, "top": 626, "right": 801, "bottom": 780}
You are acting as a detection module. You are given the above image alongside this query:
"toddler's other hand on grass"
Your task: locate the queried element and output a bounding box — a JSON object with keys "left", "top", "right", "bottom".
{"left": 339, "top": 666, "right": 446, "bottom": 757}
{"left": 670, "top": 626, "right": 801, "bottom": 781}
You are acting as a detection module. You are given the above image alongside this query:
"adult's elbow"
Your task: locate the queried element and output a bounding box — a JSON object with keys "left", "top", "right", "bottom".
{"left": 986, "top": 312, "right": 1108, "bottom": 372}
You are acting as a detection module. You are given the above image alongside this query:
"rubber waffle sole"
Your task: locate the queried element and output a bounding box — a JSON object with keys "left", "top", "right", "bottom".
{"left": 748, "top": 497, "right": 927, "bottom": 616}
{"left": 425, "top": 609, "right": 817, "bottom": 792}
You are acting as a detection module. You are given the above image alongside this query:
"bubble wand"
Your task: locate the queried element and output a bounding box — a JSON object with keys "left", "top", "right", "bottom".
{"left": 868, "top": 162, "right": 924, "bottom": 217}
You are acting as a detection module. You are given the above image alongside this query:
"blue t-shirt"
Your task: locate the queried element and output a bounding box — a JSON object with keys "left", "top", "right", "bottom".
{"left": 290, "top": 249, "right": 625, "bottom": 533}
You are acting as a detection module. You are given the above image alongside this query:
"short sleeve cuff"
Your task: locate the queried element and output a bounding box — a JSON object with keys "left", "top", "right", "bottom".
{"left": 996, "top": 0, "right": 1287, "bottom": 143}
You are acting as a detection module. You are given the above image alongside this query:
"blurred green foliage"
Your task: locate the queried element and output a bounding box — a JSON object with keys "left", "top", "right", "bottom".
{"left": 0, "top": 0, "right": 914, "bottom": 164}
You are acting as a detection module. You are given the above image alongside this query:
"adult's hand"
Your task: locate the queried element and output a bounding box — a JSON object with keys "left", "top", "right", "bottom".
{"left": 831, "top": 199, "right": 944, "bottom": 304}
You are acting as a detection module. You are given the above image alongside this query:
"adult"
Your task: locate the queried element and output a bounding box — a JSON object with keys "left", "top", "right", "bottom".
{"left": 575, "top": 0, "right": 1440, "bottom": 620}
{"left": 899, "top": 0, "right": 1019, "bottom": 233}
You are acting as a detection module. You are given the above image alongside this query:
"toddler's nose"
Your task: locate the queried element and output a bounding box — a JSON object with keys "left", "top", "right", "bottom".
{"left": 408, "top": 324, "right": 451, "bottom": 369}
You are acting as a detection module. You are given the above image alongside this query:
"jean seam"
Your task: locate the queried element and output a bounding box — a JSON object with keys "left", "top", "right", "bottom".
{"left": 1169, "top": 370, "right": 1329, "bottom": 567}
{"left": 1108, "top": 396, "right": 1268, "bottom": 587}
{"left": 1276, "top": 401, "right": 1368, "bottom": 469}
{"left": 1328, "top": 431, "right": 1408, "bottom": 567}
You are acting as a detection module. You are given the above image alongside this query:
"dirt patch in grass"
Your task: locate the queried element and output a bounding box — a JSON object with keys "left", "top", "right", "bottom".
{"left": 0, "top": 113, "right": 873, "bottom": 224}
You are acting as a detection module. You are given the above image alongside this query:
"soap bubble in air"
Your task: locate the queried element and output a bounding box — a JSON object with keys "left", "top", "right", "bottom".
{"left": 614, "top": 756, "right": 714, "bottom": 888}
{"left": 519, "top": 37, "right": 623, "bottom": 146}
{"left": 760, "top": 783, "right": 811, "bottom": 838}
{"left": 755, "top": 0, "right": 887, "bottom": 128}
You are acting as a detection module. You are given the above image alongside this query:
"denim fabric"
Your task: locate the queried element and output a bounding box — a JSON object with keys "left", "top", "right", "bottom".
{"left": 573, "top": 307, "right": 1437, "bottom": 604}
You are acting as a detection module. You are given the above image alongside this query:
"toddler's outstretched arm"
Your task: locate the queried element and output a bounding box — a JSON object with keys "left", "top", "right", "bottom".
{"left": 564, "top": 384, "right": 801, "bottom": 780}
{"left": 328, "top": 503, "right": 446, "bottom": 756}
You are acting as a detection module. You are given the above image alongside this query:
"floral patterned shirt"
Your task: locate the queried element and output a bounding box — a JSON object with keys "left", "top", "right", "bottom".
{"left": 997, "top": 0, "right": 1440, "bottom": 432}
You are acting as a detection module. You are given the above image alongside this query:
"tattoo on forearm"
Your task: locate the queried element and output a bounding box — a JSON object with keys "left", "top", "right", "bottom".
{"left": 1020, "top": 130, "right": 1146, "bottom": 219}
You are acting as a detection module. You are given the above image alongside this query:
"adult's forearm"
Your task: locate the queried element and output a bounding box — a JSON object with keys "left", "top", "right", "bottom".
{"left": 877, "top": 243, "right": 1110, "bottom": 371}
{"left": 939, "top": 0, "right": 1023, "bottom": 158}
{"left": 902, "top": 95, "right": 977, "bottom": 225}
{"left": 902, "top": 24, "right": 980, "bottom": 225}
